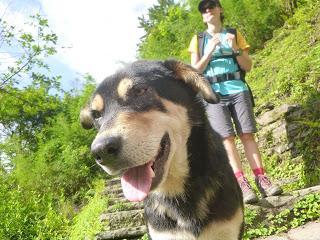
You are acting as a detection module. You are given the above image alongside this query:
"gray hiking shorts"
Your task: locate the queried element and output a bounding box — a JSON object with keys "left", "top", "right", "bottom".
{"left": 206, "top": 91, "right": 257, "bottom": 138}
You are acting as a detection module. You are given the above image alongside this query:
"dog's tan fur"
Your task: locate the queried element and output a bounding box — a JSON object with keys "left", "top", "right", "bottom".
{"left": 117, "top": 78, "right": 133, "bottom": 100}
{"left": 91, "top": 94, "right": 104, "bottom": 112}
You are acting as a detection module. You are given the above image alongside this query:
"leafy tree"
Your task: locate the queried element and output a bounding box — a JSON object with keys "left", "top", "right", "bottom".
{"left": 139, "top": 4, "right": 192, "bottom": 61}
{"left": 0, "top": 14, "right": 62, "bottom": 147}
{"left": 0, "top": 10, "right": 101, "bottom": 239}
{"left": 221, "top": 0, "right": 285, "bottom": 50}
{"left": 138, "top": 0, "right": 176, "bottom": 34}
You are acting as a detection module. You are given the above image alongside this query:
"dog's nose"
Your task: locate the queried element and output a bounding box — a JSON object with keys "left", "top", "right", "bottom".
{"left": 91, "top": 136, "right": 121, "bottom": 163}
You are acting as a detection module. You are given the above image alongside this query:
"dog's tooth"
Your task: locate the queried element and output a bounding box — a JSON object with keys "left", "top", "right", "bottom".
{"left": 151, "top": 168, "right": 155, "bottom": 178}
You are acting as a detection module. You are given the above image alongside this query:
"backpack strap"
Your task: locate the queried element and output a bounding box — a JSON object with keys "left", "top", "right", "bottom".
{"left": 197, "top": 31, "right": 206, "bottom": 59}
{"left": 225, "top": 28, "right": 246, "bottom": 79}
{"left": 226, "top": 27, "right": 255, "bottom": 107}
{"left": 225, "top": 28, "right": 241, "bottom": 72}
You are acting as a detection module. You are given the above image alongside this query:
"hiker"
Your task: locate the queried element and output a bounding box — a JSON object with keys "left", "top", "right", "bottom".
{"left": 188, "top": 0, "right": 283, "bottom": 203}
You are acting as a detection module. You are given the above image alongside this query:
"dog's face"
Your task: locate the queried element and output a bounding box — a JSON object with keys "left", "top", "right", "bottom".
{"left": 80, "top": 60, "right": 218, "bottom": 202}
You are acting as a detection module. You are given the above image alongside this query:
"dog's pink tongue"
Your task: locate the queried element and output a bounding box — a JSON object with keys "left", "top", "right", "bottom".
{"left": 121, "top": 162, "right": 153, "bottom": 202}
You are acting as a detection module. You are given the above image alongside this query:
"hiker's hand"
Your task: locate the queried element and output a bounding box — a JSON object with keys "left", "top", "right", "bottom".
{"left": 207, "top": 34, "right": 221, "bottom": 54}
{"left": 226, "top": 33, "right": 238, "bottom": 51}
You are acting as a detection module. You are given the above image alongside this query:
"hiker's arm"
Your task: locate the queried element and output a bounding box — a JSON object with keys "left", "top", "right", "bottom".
{"left": 191, "top": 36, "right": 220, "bottom": 73}
{"left": 235, "top": 49, "right": 252, "bottom": 72}
{"left": 191, "top": 51, "right": 211, "bottom": 73}
{"left": 226, "top": 33, "right": 252, "bottom": 72}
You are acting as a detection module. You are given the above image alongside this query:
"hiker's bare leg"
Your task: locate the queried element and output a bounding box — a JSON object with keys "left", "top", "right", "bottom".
{"left": 239, "top": 133, "right": 264, "bottom": 170}
{"left": 223, "top": 136, "right": 243, "bottom": 172}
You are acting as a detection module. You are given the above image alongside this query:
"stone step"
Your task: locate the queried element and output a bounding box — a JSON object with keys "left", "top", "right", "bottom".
{"left": 108, "top": 197, "right": 131, "bottom": 206}
{"left": 100, "top": 209, "right": 145, "bottom": 230}
{"left": 105, "top": 177, "right": 121, "bottom": 187}
{"left": 107, "top": 201, "right": 144, "bottom": 213}
{"left": 104, "top": 190, "right": 125, "bottom": 200}
{"left": 104, "top": 187, "right": 123, "bottom": 196}
{"left": 96, "top": 226, "right": 147, "bottom": 240}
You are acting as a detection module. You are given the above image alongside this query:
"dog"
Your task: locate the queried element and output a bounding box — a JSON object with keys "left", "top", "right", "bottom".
{"left": 80, "top": 60, "right": 244, "bottom": 240}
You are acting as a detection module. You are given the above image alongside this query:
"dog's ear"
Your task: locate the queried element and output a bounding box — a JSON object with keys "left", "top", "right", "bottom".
{"left": 163, "top": 60, "right": 219, "bottom": 104}
{"left": 80, "top": 105, "right": 94, "bottom": 129}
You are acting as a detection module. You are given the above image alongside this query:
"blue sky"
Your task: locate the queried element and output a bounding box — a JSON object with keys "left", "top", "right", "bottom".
{"left": 0, "top": 0, "right": 158, "bottom": 91}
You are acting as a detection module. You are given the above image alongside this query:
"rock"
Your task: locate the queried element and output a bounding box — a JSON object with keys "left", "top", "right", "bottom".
{"left": 254, "top": 222, "right": 320, "bottom": 240}
{"left": 256, "top": 195, "right": 296, "bottom": 208}
{"left": 287, "top": 221, "right": 320, "bottom": 240}
{"left": 96, "top": 226, "right": 147, "bottom": 240}
{"left": 255, "top": 235, "right": 289, "bottom": 240}
{"left": 256, "top": 104, "right": 298, "bottom": 126}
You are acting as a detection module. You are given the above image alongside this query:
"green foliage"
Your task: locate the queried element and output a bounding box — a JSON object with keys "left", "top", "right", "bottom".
{"left": 69, "top": 179, "right": 108, "bottom": 240}
{"left": 244, "top": 207, "right": 260, "bottom": 228}
{"left": 138, "top": 0, "right": 175, "bottom": 34}
{"left": 1, "top": 81, "right": 99, "bottom": 197}
{"left": 0, "top": 13, "right": 62, "bottom": 147}
{"left": 245, "top": 0, "right": 320, "bottom": 191}
{"left": 0, "top": 9, "right": 104, "bottom": 239}
{"left": 139, "top": 234, "right": 150, "bottom": 240}
{"left": 244, "top": 193, "right": 320, "bottom": 239}
{"left": 0, "top": 13, "right": 58, "bottom": 86}
{"left": 222, "top": 0, "right": 285, "bottom": 50}
{"left": 138, "top": 1, "right": 194, "bottom": 61}
{"left": 0, "top": 80, "right": 100, "bottom": 239}
{"left": 247, "top": 0, "right": 320, "bottom": 107}
{"left": 0, "top": 175, "right": 69, "bottom": 239}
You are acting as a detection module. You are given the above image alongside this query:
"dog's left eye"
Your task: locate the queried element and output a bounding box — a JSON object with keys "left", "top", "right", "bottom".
{"left": 133, "top": 86, "right": 149, "bottom": 96}
{"left": 91, "top": 110, "right": 102, "bottom": 120}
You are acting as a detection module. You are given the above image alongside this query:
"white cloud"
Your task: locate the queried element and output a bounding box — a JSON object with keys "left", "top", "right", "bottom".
{"left": 0, "top": 0, "right": 39, "bottom": 74}
{"left": 39, "top": 0, "right": 158, "bottom": 82}
{"left": 0, "top": 52, "right": 16, "bottom": 73}
{"left": 1, "top": 0, "right": 157, "bottom": 84}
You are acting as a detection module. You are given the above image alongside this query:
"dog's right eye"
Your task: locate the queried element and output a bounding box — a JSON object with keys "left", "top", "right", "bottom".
{"left": 91, "top": 110, "right": 102, "bottom": 120}
{"left": 131, "top": 84, "right": 150, "bottom": 97}
{"left": 134, "top": 87, "right": 148, "bottom": 96}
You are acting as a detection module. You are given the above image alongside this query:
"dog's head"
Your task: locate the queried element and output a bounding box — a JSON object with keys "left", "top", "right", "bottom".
{"left": 80, "top": 60, "right": 218, "bottom": 202}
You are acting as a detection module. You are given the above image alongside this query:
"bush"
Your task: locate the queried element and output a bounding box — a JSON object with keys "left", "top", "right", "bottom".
{"left": 69, "top": 179, "right": 108, "bottom": 240}
{"left": 0, "top": 174, "right": 69, "bottom": 239}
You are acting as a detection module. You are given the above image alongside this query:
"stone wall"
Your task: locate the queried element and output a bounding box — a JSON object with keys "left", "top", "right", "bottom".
{"left": 252, "top": 103, "right": 319, "bottom": 187}
{"left": 255, "top": 104, "right": 304, "bottom": 158}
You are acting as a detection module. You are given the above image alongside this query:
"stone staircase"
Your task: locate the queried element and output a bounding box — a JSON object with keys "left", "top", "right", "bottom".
{"left": 95, "top": 177, "right": 320, "bottom": 240}
{"left": 96, "top": 178, "right": 146, "bottom": 240}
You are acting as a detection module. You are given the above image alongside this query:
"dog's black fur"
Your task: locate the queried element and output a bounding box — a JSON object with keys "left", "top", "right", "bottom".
{"left": 80, "top": 60, "right": 244, "bottom": 240}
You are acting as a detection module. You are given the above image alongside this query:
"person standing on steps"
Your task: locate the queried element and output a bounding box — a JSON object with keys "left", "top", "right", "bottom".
{"left": 188, "top": 0, "right": 283, "bottom": 203}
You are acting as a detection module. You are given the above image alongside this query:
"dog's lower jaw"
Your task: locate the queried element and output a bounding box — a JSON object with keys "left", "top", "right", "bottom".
{"left": 151, "top": 141, "right": 189, "bottom": 197}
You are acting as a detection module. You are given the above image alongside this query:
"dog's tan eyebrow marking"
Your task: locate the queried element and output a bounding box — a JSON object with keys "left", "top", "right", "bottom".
{"left": 91, "top": 94, "right": 104, "bottom": 111}
{"left": 117, "top": 78, "right": 133, "bottom": 100}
